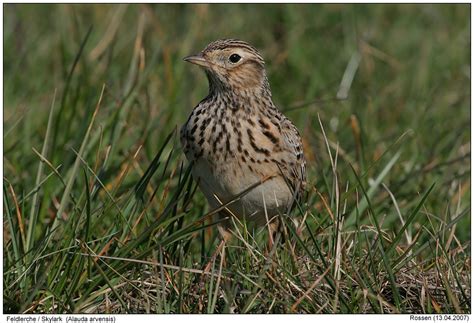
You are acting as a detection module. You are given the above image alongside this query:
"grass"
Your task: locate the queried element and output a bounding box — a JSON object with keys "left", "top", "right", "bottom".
{"left": 3, "top": 3, "right": 471, "bottom": 314}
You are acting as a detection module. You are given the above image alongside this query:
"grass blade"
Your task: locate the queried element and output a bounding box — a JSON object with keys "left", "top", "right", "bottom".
{"left": 26, "top": 90, "right": 57, "bottom": 252}
{"left": 346, "top": 150, "right": 401, "bottom": 227}
{"left": 50, "top": 85, "right": 105, "bottom": 242}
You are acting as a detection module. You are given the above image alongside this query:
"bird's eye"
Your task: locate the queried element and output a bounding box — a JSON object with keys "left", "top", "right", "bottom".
{"left": 229, "top": 54, "right": 241, "bottom": 63}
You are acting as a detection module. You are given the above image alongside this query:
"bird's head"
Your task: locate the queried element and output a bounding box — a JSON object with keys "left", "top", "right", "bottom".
{"left": 184, "top": 39, "right": 270, "bottom": 95}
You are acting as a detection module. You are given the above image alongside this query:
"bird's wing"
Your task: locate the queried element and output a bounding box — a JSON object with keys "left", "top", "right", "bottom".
{"left": 279, "top": 117, "right": 306, "bottom": 196}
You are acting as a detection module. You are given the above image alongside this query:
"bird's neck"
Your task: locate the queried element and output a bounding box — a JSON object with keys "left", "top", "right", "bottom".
{"left": 209, "top": 88, "right": 274, "bottom": 114}
{"left": 207, "top": 75, "right": 274, "bottom": 111}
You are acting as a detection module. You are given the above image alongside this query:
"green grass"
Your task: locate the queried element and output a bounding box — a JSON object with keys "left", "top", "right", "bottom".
{"left": 3, "top": 4, "right": 470, "bottom": 313}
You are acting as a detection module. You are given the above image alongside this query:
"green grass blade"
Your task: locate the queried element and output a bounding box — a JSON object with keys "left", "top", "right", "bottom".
{"left": 26, "top": 90, "right": 57, "bottom": 252}
{"left": 51, "top": 25, "right": 93, "bottom": 155}
{"left": 134, "top": 128, "right": 176, "bottom": 200}
{"left": 50, "top": 85, "right": 105, "bottom": 242}
{"left": 350, "top": 164, "right": 402, "bottom": 311}
{"left": 346, "top": 150, "right": 401, "bottom": 227}
{"left": 387, "top": 182, "right": 436, "bottom": 258}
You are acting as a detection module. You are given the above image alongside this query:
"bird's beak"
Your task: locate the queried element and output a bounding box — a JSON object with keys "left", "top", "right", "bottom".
{"left": 183, "top": 54, "right": 210, "bottom": 68}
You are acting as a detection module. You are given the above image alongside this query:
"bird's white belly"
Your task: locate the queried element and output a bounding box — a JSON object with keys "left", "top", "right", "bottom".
{"left": 192, "top": 157, "right": 293, "bottom": 223}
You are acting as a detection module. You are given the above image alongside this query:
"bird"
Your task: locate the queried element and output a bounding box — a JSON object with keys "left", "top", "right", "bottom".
{"left": 180, "top": 39, "right": 306, "bottom": 235}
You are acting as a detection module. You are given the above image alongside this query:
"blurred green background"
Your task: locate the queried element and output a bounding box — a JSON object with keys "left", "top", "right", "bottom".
{"left": 5, "top": 3, "right": 470, "bottom": 234}
{"left": 3, "top": 4, "right": 470, "bottom": 313}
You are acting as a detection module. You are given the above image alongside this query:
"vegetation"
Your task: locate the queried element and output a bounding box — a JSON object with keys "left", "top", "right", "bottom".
{"left": 3, "top": 4, "right": 470, "bottom": 313}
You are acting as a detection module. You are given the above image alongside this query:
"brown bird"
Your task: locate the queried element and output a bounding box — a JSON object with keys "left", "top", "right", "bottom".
{"left": 180, "top": 39, "right": 306, "bottom": 235}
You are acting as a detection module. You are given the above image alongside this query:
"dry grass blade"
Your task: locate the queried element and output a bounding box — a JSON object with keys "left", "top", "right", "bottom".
{"left": 337, "top": 51, "right": 361, "bottom": 100}
{"left": 291, "top": 266, "right": 331, "bottom": 312}
{"left": 383, "top": 183, "right": 412, "bottom": 245}
{"left": 74, "top": 252, "right": 227, "bottom": 278}
{"left": 8, "top": 183, "right": 26, "bottom": 249}
{"left": 209, "top": 244, "right": 226, "bottom": 312}
{"left": 31, "top": 148, "right": 66, "bottom": 187}
{"left": 89, "top": 5, "right": 128, "bottom": 60}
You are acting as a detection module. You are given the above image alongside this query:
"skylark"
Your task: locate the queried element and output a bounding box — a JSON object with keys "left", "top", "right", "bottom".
{"left": 180, "top": 39, "right": 306, "bottom": 230}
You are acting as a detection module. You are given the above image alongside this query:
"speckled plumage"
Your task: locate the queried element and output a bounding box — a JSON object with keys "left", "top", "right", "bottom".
{"left": 180, "top": 39, "right": 306, "bottom": 226}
